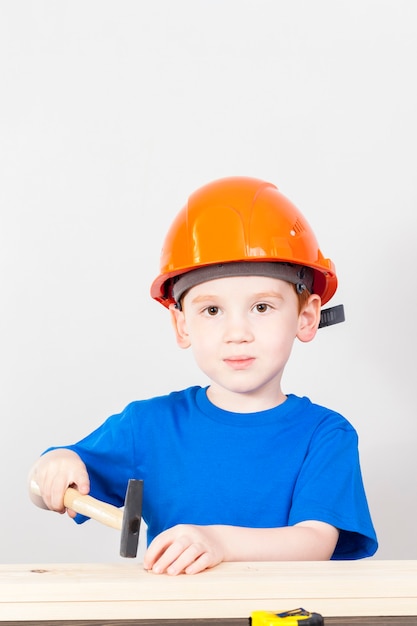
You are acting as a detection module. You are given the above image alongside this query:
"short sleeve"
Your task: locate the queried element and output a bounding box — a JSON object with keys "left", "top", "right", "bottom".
{"left": 288, "top": 419, "right": 378, "bottom": 559}
{"left": 44, "top": 404, "right": 138, "bottom": 524}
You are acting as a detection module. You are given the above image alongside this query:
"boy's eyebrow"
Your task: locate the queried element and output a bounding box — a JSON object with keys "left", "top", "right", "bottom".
{"left": 190, "top": 290, "right": 285, "bottom": 304}
{"left": 189, "top": 294, "right": 219, "bottom": 304}
{"left": 251, "top": 291, "right": 285, "bottom": 300}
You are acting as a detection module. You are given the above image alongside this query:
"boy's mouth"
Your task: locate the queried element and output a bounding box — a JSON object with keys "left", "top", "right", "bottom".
{"left": 223, "top": 356, "right": 255, "bottom": 370}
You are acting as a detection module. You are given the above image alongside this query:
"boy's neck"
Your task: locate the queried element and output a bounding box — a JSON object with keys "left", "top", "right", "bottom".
{"left": 206, "top": 385, "right": 287, "bottom": 414}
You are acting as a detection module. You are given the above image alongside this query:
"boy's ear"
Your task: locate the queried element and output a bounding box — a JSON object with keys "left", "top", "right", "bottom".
{"left": 297, "top": 294, "right": 321, "bottom": 343}
{"left": 169, "top": 303, "right": 191, "bottom": 349}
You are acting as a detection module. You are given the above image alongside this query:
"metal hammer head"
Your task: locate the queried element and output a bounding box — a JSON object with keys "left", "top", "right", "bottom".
{"left": 120, "top": 479, "right": 143, "bottom": 558}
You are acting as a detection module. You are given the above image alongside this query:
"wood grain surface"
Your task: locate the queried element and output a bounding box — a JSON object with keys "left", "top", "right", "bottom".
{"left": 1, "top": 560, "right": 416, "bottom": 622}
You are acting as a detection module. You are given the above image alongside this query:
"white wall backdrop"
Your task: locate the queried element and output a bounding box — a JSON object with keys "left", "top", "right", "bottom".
{"left": 1, "top": 0, "right": 416, "bottom": 564}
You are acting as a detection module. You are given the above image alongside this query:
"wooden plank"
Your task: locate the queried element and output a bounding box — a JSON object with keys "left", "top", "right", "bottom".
{"left": 2, "top": 598, "right": 417, "bottom": 621}
{"left": 1, "top": 619, "right": 417, "bottom": 626}
{"left": 0, "top": 561, "right": 416, "bottom": 621}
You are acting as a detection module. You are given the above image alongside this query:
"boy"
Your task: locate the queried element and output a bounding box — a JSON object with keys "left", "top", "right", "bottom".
{"left": 29, "top": 176, "right": 378, "bottom": 575}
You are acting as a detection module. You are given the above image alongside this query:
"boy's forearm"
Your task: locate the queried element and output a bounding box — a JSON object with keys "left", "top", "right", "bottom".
{"left": 214, "top": 521, "right": 339, "bottom": 562}
{"left": 144, "top": 521, "right": 340, "bottom": 575}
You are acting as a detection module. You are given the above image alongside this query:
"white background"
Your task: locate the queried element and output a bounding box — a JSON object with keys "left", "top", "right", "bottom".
{"left": 1, "top": 1, "right": 416, "bottom": 564}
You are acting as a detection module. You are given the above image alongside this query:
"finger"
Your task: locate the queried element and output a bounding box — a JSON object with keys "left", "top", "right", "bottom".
{"left": 143, "top": 530, "right": 175, "bottom": 570}
{"left": 167, "top": 544, "right": 206, "bottom": 575}
{"left": 184, "top": 551, "right": 214, "bottom": 575}
{"left": 160, "top": 542, "right": 206, "bottom": 576}
{"left": 148, "top": 539, "right": 189, "bottom": 574}
{"left": 38, "top": 474, "right": 66, "bottom": 513}
{"left": 48, "top": 471, "right": 90, "bottom": 512}
{"left": 71, "top": 466, "right": 91, "bottom": 494}
{"left": 48, "top": 475, "right": 74, "bottom": 511}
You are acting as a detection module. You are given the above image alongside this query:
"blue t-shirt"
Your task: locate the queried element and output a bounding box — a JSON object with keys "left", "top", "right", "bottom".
{"left": 51, "top": 387, "right": 377, "bottom": 559}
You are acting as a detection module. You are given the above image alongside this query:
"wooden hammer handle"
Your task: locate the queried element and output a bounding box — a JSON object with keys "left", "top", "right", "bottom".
{"left": 30, "top": 480, "right": 123, "bottom": 530}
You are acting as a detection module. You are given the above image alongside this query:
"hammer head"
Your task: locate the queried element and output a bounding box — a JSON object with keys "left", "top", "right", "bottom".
{"left": 120, "top": 479, "right": 143, "bottom": 558}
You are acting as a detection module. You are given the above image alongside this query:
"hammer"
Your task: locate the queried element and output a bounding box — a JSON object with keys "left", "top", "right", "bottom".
{"left": 30, "top": 478, "right": 143, "bottom": 558}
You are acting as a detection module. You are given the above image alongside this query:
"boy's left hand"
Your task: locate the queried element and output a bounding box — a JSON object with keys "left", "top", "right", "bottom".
{"left": 143, "top": 524, "right": 225, "bottom": 575}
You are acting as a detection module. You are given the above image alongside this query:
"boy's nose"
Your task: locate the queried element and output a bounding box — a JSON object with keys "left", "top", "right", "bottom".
{"left": 223, "top": 314, "right": 254, "bottom": 343}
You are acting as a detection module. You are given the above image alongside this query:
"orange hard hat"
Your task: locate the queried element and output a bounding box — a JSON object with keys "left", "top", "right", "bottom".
{"left": 151, "top": 176, "right": 337, "bottom": 307}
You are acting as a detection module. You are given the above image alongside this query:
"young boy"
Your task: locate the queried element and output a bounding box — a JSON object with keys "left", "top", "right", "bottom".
{"left": 28, "top": 176, "right": 378, "bottom": 575}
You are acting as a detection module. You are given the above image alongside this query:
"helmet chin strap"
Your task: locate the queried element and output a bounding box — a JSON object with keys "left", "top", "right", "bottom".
{"left": 319, "top": 304, "right": 345, "bottom": 328}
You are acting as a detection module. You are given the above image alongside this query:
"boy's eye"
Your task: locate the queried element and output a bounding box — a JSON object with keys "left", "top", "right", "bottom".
{"left": 205, "top": 306, "right": 219, "bottom": 316}
{"left": 254, "top": 303, "right": 269, "bottom": 313}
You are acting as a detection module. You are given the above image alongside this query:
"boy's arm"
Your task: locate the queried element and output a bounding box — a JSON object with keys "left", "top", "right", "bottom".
{"left": 144, "top": 521, "right": 339, "bottom": 575}
{"left": 28, "top": 448, "right": 90, "bottom": 517}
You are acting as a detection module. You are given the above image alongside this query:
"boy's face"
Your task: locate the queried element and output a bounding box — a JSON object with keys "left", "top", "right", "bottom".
{"left": 170, "top": 275, "right": 320, "bottom": 412}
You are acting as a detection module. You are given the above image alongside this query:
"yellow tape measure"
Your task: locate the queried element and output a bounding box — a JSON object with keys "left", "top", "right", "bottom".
{"left": 251, "top": 608, "right": 323, "bottom": 625}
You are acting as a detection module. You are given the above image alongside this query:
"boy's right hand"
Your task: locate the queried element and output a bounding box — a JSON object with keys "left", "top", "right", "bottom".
{"left": 28, "top": 448, "right": 90, "bottom": 518}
